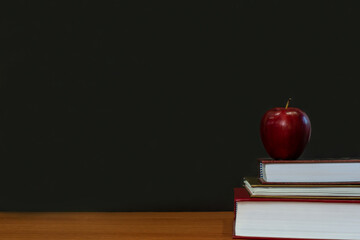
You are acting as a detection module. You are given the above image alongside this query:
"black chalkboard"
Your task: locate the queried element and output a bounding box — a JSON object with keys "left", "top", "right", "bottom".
{"left": 0, "top": 1, "right": 359, "bottom": 211}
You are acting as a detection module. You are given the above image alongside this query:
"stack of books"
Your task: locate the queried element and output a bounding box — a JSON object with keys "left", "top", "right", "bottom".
{"left": 233, "top": 158, "right": 360, "bottom": 240}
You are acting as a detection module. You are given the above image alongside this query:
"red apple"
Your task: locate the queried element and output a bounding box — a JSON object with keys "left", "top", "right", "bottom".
{"left": 260, "top": 99, "right": 311, "bottom": 160}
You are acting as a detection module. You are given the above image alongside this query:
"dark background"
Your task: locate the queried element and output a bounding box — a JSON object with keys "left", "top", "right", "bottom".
{"left": 0, "top": 0, "right": 359, "bottom": 211}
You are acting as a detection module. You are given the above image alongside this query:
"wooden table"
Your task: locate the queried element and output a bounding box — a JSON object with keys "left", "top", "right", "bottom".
{"left": 0, "top": 212, "right": 234, "bottom": 240}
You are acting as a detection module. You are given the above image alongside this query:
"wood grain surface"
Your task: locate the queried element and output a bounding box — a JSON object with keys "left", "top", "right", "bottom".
{"left": 0, "top": 212, "right": 234, "bottom": 240}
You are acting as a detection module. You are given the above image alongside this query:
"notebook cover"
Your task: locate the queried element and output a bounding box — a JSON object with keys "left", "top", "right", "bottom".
{"left": 246, "top": 177, "right": 360, "bottom": 188}
{"left": 258, "top": 177, "right": 360, "bottom": 185}
{"left": 233, "top": 188, "right": 360, "bottom": 239}
{"left": 258, "top": 158, "right": 360, "bottom": 185}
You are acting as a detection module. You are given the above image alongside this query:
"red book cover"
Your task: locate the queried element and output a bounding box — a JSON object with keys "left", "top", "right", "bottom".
{"left": 259, "top": 158, "right": 360, "bottom": 165}
{"left": 258, "top": 158, "right": 360, "bottom": 185}
{"left": 233, "top": 188, "right": 360, "bottom": 240}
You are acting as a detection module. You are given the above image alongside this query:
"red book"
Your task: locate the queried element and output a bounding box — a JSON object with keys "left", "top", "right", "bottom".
{"left": 233, "top": 188, "right": 360, "bottom": 240}
{"left": 258, "top": 158, "right": 360, "bottom": 184}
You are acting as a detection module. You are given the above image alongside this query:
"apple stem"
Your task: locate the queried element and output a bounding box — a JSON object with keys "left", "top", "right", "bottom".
{"left": 285, "top": 98, "right": 292, "bottom": 109}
